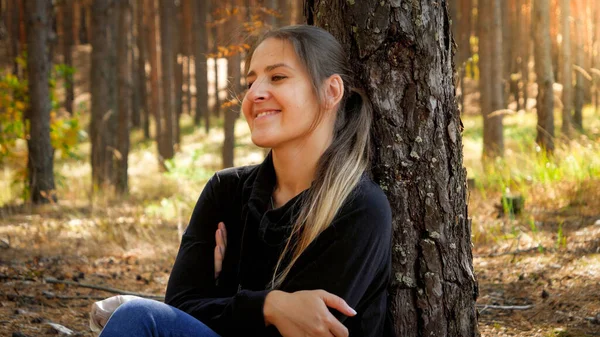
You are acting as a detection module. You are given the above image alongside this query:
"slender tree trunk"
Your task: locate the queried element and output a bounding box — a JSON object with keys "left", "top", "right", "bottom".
{"left": 223, "top": 1, "right": 241, "bottom": 168}
{"left": 174, "top": 1, "right": 183, "bottom": 144}
{"left": 480, "top": 0, "right": 503, "bottom": 159}
{"left": 194, "top": 0, "right": 210, "bottom": 133}
{"left": 25, "top": 0, "right": 56, "bottom": 204}
{"left": 560, "top": 0, "right": 573, "bottom": 138}
{"left": 488, "top": 0, "right": 504, "bottom": 158}
{"left": 116, "top": 0, "right": 132, "bottom": 195}
{"left": 533, "top": 0, "right": 556, "bottom": 152}
{"left": 182, "top": 0, "right": 193, "bottom": 116}
{"left": 520, "top": 0, "right": 531, "bottom": 112}
{"left": 146, "top": 0, "right": 164, "bottom": 165}
{"left": 309, "top": 1, "right": 477, "bottom": 335}
{"left": 72, "top": 0, "right": 81, "bottom": 46}
{"left": 212, "top": 20, "right": 221, "bottom": 117}
{"left": 91, "top": 0, "right": 118, "bottom": 190}
{"left": 159, "top": 0, "right": 175, "bottom": 159}
{"left": 131, "top": 0, "right": 141, "bottom": 129}
{"left": 61, "top": 1, "right": 74, "bottom": 115}
{"left": 573, "top": 0, "right": 584, "bottom": 131}
{"left": 136, "top": 0, "right": 150, "bottom": 139}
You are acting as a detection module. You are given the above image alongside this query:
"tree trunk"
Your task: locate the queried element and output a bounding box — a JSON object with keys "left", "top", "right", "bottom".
{"left": 174, "top": 0, "right": 183, "bottom": 144}
{"left": 223, "top": 2, "right": 241, "bottom": 168}
{"left": 116, "top": 0, "right": 132, "bottom": 195}
{"left": 91, "top": 0, "right": 118, "bottom": 190}
{"left": 560, "top": 0, "right": 573, "bottom": 138}
{"left": 131, "top": 0, "right": 141, "bottom": 129}
{"left": 212, "top": 0, "right": 221, "bottom": 118}
{"left": 573, "top": 0, "right": 584, "bottom": 131}
{"left": 25, "top": 0, "right": 56, "bottom": 204}
{"left": 182, "top": 0, "right": 193, "bottom": 116}
{"left": 519, "top": 0, "right": 531, "bottom": 112}
{"left": 533, "top": 0, "right": 555, "bottom": 152}
{"left": 159, "top": 0, "right": 176, "bottom": 160}
{"left": 308, "top": 1, "right": 477, "bottom": 336}
{"left": 488, "top": 0, "right": 504, "bottom": 158}
{"left": 136, "top": 0, "right": 150, "bottom": 139}
{"left": 61, "top": 0, "right": 74, "bottom": 115}
{"left": 72, "top": 0, "right": 81, "bottom": 46}
{"left": 193, "top": 0, "right": 210, "bottom": 133}
{"left": 146, "top": 0, "right": 164, "bottom": 167}
{"left": 479, "top": 0, "right": 503, "bottom": 159}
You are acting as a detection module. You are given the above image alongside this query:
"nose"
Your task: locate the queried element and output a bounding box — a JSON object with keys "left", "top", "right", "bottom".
{"left": 247, "top": 78, "right": 270, "bottom": 102}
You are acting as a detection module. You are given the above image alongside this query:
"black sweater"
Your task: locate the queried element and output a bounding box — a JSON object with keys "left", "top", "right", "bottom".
{"left": 165, "top": 154, "right": 393, "bottom": 336}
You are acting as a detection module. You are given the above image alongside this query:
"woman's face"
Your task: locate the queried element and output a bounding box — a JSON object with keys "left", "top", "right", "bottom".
{"left": 242, "top": 38, "right": 323, "bottom": 149}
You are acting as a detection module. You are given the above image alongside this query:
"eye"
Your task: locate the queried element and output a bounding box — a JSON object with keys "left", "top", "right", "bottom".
{"left": 247, "top": 81, "right": 254, "bottom": 89}
{"left": 272, "top": 75, "right": 287, "bottom": 82}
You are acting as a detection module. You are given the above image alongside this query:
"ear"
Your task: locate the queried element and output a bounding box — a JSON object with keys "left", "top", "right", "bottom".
{"left": 323, "top": 74, "right": 344, "bottom": 110}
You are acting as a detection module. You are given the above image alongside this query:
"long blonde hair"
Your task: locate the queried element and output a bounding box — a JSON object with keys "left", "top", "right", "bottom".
{"left": 246, "top": 26, "right": 373, "bottom": 289}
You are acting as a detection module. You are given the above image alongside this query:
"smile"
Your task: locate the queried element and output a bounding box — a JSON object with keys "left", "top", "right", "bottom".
{"left": 255, "top": 110, "right": 280, "bottom": 119}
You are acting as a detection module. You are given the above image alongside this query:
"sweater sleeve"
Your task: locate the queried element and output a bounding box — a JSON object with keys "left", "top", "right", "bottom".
{"left": 164, "top": 174, "right": 270, "bottom": 335}
{"left": 278, "top": 183, "right": 393, "bottom": 327}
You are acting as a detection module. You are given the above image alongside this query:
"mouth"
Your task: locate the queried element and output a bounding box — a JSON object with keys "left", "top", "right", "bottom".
{"left": 255, "top": 110, "right": 281, "bottom": 120}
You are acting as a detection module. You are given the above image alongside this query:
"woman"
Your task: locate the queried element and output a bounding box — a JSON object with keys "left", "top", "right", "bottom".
{"left": 98, "top": 25, "right": 393, "bottom": 337}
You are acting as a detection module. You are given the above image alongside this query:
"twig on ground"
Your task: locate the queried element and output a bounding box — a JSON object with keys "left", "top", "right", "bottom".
{"left": 477, "top": 304, "right": 534, "bottom": 313}
{"left": 44, "top": 277, "right": 164, "bottom": 300}
{"left": 42, "top": 290, "right": 107, "bottom": 300}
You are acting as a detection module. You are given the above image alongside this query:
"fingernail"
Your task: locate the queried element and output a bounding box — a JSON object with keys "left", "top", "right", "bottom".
{"left": 349, "top": 308, "right": 357, "bottom": 315}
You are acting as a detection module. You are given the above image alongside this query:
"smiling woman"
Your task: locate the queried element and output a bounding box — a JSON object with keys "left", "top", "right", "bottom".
{"left": 96, "top": 25, "right": 394, "bottom": 337}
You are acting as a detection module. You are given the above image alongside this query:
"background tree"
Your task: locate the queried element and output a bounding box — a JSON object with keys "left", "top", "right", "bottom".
{"left": 159, "top": 0, "right": 176, "bottom": 160}
{"left": 533, "top": 0, "right": 556, "bottom": 152}
{"left": 307, "top": 0, "right": 478, "bottom": 335}
{"left": 25, "top": 0, "right": 56, "bottom": 204}
{"left": 90, "top": 0, "right": 118, "bottom": 189}
{"left": 60, "top": 0, "right": 75, "bottom": 115}
{"left": 222, "top": 0, "right": 242, "bottom": 168}
{"left": 193, "top": 0, "right": 210, "bottom": 133}
{"left": 573, "top": 0, "right": 584, "bottom": 131}
{"left": 560, "top": 0, "right": 573, "bottom": 137}
{"left": 116, "top": 0, "right": 132, "bottom": 194}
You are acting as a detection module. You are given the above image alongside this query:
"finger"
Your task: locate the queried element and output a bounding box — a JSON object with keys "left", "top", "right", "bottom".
{"left": 214, "top": 245, "right": 222, "bottom": 278}
{"left": 328, "top": 315, "right": 349, "bottom": 337}
{"left": 320, "top": 291, "right": 357, "bottom": 317}
{"left": 215, "top": 228, "right": 226, "bottom": 256}
{"left": 219, "top": 222, "right": 227, "bottom": 248}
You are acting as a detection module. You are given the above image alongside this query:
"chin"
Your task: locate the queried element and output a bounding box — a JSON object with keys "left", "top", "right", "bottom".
{"left": 251, "top": 134, "right": 277, "bottom": 149}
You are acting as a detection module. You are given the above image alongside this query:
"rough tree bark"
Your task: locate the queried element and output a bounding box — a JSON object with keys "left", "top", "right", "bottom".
{"left": 116, "top": 0, "right": 132, "bottom": 194}
{"left": 308, "top": 0, "right": 478, "bottom": 336}
{"left": 560, "top": 0, "right": 573, "bottom": 138}
{"left": 193, "top": 0, "right": 210, "bottom": 133}
{"left": 533, "top": 0, "right": 555, "bottom": 152}
{"left": 90, "top": 0, "right": 118, "bottom": 190}
{"left": 25, "top": 0, "right": 56, "bottom": 204}
{"left": 211, "top": 0, "right": 221, "bottom": 118}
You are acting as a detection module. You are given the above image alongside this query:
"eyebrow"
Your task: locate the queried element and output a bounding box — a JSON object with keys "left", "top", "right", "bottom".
{"left": 246, "top": 63, "right": 293, "bottom": 78}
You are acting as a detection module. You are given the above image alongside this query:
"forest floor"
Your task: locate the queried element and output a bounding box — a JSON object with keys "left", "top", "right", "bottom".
{"left": 1, "top": 57, "right": 600, "bottom": 335}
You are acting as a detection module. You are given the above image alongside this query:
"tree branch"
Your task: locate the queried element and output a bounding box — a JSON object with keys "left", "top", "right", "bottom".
{"left": 43, "top": 277, "right": 164, "bottom": 300}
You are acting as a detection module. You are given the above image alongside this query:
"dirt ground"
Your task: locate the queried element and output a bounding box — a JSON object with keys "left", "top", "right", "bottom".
{"left": 1, "top": 186, "right": 599, "bottom": 336}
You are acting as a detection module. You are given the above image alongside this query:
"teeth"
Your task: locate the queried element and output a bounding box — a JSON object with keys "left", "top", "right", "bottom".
{"left": 256, "top": 110, "right": 279, "bottom": 118}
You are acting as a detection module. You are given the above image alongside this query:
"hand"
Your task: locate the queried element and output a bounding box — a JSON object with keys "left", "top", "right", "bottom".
{"left": 264, "top": 290, "right": 357, "bottom": 337}
{"left": 214, "top": 222, "right": 227, "bottom": 279}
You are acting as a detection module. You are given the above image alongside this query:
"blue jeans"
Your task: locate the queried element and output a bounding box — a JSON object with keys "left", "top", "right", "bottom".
{"left": 99, "top": 298, "right": 221, "bottom": 337}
